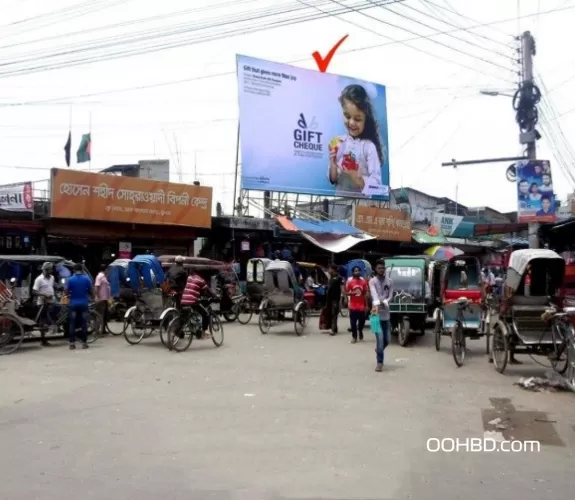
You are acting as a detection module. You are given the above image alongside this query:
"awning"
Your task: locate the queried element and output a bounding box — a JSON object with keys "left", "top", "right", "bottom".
{"left": 276, "top": 216, "right": 374, "bottom": 253}
{"left": 474, "top": 222, "right": 528, "bottom": 236}
{"left": 412, "top": 230, "right": 448, "bottom": 244}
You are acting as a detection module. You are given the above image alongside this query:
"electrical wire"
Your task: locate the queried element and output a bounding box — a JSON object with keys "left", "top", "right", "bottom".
{"left": 1, "top": 2, "right": 573, "bottom": 106}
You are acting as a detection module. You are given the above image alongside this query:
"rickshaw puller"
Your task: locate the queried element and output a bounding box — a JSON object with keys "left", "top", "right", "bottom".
{"left": 167, "top": 255, "right": 188, "bottom": 308}
{"left": 33, "top": 262, "right": 58, "bottom": 346}
{"left": 181, "top": 271, "right": 216, "bottom": 338}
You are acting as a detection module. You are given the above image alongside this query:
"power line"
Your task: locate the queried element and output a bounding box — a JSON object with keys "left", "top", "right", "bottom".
{"left": 1, "top": 2, "right": 572, "bottom": 107}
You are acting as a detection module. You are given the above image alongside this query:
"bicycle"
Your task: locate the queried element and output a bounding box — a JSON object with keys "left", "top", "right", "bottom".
{"left": 451, "top": 297, "right": 470, "bottom": 367}
{"left": 42, "top": 300, "right": 103, "bottom": 344}
{"left": 166, "top": 298, "right": 224, "bottom": 352}
{"left": 541, "top": 306, "right": 575, "bottom": 377}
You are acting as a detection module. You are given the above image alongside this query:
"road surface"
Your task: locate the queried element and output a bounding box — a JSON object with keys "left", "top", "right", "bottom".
{"left": 1, "top": 316, "right": 573, "bottom": 500}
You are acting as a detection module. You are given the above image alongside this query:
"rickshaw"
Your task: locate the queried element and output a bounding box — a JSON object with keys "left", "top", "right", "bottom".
{"left": 158, "top": 255, "right": 241, "bottom": 323}
{"left": 123, "top": 254, "right": 177, "bottom": 346}
{"left": 385, "top": 256, "right": 434, "bottom": 346}
{"left": 258, "top": 260, "right": 307, "bottom": 336}
{"left": 434, "top": 255, "right": 484, "bottom": 366}
{"left": 490, "top": 249, "right": 575, "bottom": 376}
{"left": 105, "top": 258, "right": 134, "bottom": 334}
{"left": 342, "top": 259, "right": 373, "bottom": 317}
{"left": 237, "top": 257, "right": 272, "bottom": 324}
{"left": 298, "top": 261, "right": 329, "bottom": 314}
{"left": 0, "top": 255, "right": 101, "bottom": 355}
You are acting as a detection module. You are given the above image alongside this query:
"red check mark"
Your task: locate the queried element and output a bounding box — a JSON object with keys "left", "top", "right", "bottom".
{"left": 312, "top": 35, "right": 349, "bottom": 73}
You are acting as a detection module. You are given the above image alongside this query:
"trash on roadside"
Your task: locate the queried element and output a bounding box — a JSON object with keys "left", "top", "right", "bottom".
{"left": 514, "top": 371, "right": 575, "bottom": 393}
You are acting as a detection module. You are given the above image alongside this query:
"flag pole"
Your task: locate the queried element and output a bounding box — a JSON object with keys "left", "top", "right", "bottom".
{"left": 88, "top": 112, "right": 92, "bottom": 172}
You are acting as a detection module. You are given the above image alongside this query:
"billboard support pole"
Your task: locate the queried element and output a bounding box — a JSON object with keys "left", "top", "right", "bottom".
{"left": 232, "top": 121, "right": 240, "bottom": 217}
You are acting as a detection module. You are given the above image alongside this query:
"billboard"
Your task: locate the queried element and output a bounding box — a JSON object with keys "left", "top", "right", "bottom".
{"left": 50, "top": 168, "right": 212, "bottom": 228}
{"left": 237, "top": 55, "right": 389, "bottom": 200}
{"left": 516, "top": 159, "right": 556, "bottom": 223}
{"left": 0, "top": 182, "right": 33, "bottom": 212}
{"left": 353, "top": 205, "right": 411, "bottom": 242}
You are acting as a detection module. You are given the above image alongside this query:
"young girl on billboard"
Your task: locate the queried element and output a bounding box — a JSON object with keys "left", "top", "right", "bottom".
{"left": 328, "top": 84, "right": 386, "bottom": 197}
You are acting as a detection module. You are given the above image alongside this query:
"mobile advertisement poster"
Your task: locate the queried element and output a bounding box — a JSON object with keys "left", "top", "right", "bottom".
{"left": 50, "top": 168, "right": 212, "bottom": 228}
{"left": 515, "top": 159, "right": 556, "bottom": 223}
{"left": 0, "top": 182, "right": 33, "bottom": 212}
{"left": 237, "top": 55, "right": 390, "bottom": 200}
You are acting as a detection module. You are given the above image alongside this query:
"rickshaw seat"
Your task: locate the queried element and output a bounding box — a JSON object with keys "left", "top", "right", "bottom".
{"left": 511, "top": 296, "right": 550, "bottom": 306}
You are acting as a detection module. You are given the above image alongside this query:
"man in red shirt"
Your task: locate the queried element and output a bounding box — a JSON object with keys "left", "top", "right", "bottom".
{"left": 345, "top": 265, "right": 369, "bottom": 343}
{"left": 181, "top": 272, "right": 216, "bottom": 338}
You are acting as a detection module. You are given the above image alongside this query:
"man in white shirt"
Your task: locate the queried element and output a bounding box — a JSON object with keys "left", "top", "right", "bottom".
{"left": 33, "top": 262, "right": 56, "bottom": 346}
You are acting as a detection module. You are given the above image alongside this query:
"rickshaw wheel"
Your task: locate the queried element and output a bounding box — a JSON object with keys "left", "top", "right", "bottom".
{"left": 85, "top": 311, "right": 103, "bottom": 344}
{"left": 0, "top": 315, "right": 25, "bottom": 356}
{"left": 210, "top": 314, "right": 224, "bottom": 347}
{"left": 434, "top": 315, "right": 442, "bottom": 351}
{"left": 294, "top": 307, "right": 306, "bottom": 336}
{"left": 159, "top": 310, "right": 179, "bottom": 347}
{"left": 491, "top": 323, "right": 508, "bottom": 373}
{"left": 566, "top": 331, "right": 575, "bottom": 387}
{"left": 236, "top": 298, "right": 253, "bottom": 325}
{"left": 124, "top": 309, "right": 149, "bottom": 345}
{"left": 167, "top": 315, "right": 193, "bottom": 352}
{"left": 397, "top": 318, "right": 410, "bottom": 347}
{"left": 258, "top": 308, "right": 272, "bottom": 334}
{"left": 451, "top": 323, "right": 466, "bottom": 367}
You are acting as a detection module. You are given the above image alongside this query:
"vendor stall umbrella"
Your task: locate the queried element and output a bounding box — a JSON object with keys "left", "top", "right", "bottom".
{"left": 425, "top": 245, "right": 464, "bottom": 260}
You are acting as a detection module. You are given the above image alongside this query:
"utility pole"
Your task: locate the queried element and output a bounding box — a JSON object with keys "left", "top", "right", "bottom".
{"left": 519, "top": 31, "right": 540, "bottom": 248}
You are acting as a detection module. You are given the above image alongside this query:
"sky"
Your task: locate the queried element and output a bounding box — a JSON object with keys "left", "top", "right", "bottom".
{"left": 1, "top": 0, "right": 574, "bottom": 215}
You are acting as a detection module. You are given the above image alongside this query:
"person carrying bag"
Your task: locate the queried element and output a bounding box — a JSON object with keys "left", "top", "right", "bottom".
{"left": 368, "top": 259, "right": 394, "bottom": 372}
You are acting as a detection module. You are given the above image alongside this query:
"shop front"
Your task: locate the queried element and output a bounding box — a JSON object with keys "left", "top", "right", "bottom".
{"left": 47, "top": 168, "right": 213, "bottom": 274}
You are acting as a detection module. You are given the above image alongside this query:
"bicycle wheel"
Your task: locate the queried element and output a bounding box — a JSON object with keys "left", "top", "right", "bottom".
{"left": 434, "top": 315, "right": 442, "bottom": 351}
{"left": 124, "top": 308, "right": 151, "bottom": 345}
{"left": 451, "top": 322, "right": 466, "bottom": 367}
{"left": 86, "top": 311, "right": 103, "bottom": 344}
{"left": 236, "top": 297, "right": 253, "bottom": 325}
{"left": 0, "top": 314, "right": 25, "bottom": 356}
{"left": 106, "top": 318, "right": 127, "bottom": 336}
{"left": 550, "top": 320, "right": 569, "bottom": 374}
{"left": 210, "top": 313, "right": 224, "bottom": 347}
{"left": 566, "top": 324, "right": 575, "bottom": 387}
{"left": 167, "top": 315, "right": 194, "bottom": 352}
{"left": 491, "top": 323, "right": 508, "bottom": 374}
{"left": 258, "top": 307, "right": 272, "bottom": 334}
{"left": 294, "top": 307, "right": 306, "bottom": 336}
{"left": 159, "top": 309, "right": 179, "bottom": 347}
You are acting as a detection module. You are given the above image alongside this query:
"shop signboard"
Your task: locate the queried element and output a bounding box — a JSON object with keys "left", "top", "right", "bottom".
{"left": 353, "top": 205, "right": 411, "bottom": 242}
{"left": 431, "top": 213, "right": 464, "bottom": 236}
{"left": 50, "top": 168, "right": 212, "bottom": 228}
{"left": 516, "top": 159, "right": 556, "bottom": 223}
{"left": 118, "top": 241, "right": 131, "bottom": 259}
{"left": 0, "top": 182, "right": 33, "bottom": 212}
{"left": 237, "top": 55, "right": 390, "bottom": 200}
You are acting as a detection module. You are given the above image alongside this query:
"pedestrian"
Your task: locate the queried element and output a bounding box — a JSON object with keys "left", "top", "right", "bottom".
{"left": 65, "top": 263, "right": 93, "bottom": 350}
{"left": 32, "top": 262, "right": 56, "bottom": 346}
{"left": 346, "top": 265, "right": 368, "bottom": 343}
{"left": 325, "top": 264, "right": 343, "bottom": 335}
{"left": 94, "top": 264, "right": 111, "bottom": 333}
{"left": 369, "top": 259, "right": 394, "bottom": 372}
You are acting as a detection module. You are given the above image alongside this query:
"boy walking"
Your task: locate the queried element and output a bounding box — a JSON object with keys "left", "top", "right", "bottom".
{"left": 345, "top": 265, "right": 368, "bottom": 343}
{"left": 369, "top": 259, "right": 394, "bottom": 372}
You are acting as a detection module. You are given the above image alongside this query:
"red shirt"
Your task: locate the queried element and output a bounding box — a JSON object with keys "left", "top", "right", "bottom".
{"left": 346, "top": 277, "right": 368, "bottom": 311}
{"left": 181, "top": 274, "right": 208, "bottom": 305}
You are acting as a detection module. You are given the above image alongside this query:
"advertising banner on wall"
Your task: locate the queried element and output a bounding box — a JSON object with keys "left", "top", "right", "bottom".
{"left": 50, "top": 168, "right": 212, "bottom": 228}
{"left": 431, "top": 213, "right": 464, "bottom": 236}
{"left": 353, "top": 205, "right": 411, "bottom": 242}
{"left": 516, "top": 159, "right": 556, "bottom": 223}
{"left": 0, "top": 182, "right": 33, "bottom": 212}
{"left": 237, "top": 55, "right": 390, "bottom": 200}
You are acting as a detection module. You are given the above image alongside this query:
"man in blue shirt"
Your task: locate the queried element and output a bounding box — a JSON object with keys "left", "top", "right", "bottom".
{"left": 65, "top": 263, "right": 93, "bottom": 350}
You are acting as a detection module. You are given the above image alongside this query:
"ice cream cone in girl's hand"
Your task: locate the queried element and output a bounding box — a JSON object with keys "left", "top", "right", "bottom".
{"left": 329, "top": 137, "right": 343, "bottom": 153}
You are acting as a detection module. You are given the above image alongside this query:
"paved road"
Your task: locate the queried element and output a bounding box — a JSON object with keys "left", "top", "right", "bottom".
{"left": 1, "top": 316, "right": 574, "bottom": 500}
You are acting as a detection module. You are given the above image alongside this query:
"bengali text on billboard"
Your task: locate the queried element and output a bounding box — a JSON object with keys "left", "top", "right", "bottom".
{"left": 354, "top": 205, "right": 411, "bottom": 242}
{"left": 237, "top": 55, "right": 390, "bottom": 200}
{"left": 516, "top": 159, "right": 555, "bottom": 223}
{"left": 0, "top": 182, "right": 33, "bottom": 212}
{"left": 50, "top": 168, "right": 212, "bottom": 228}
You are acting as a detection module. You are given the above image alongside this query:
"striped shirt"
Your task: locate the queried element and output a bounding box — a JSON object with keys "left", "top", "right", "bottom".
{"left": 181, "top": 274, "right": 208, "bottom": 305}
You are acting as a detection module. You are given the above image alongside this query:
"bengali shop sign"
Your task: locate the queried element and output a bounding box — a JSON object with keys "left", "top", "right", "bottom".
{"left": 353, "top": 205, "right": 411, "bottom": 242}
{"left": 50, "top": 169, "right": 212, "bottom": 228}
{"left": 0, "top": 182, "right": 33, "bottom": 212}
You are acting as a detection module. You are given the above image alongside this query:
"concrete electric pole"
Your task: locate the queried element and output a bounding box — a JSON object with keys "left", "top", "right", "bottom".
{"left": 518, "top": 31, "right": 540, "bottom": 248}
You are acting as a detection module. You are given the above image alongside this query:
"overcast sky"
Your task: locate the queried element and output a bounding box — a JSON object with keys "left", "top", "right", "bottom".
{"left": 1, "top": 0, "right": 574, "bottom": 214}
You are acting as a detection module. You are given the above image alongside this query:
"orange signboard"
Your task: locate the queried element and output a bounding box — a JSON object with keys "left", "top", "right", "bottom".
{"left": 50, "top": 168, "right": 212, "bottom": 228}
{"left": 354, "top": 205, "right": 412, "bottom": 242}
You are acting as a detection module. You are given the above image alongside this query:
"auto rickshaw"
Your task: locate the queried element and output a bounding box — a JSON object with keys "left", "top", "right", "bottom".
{"left": 385, "top": 255, "right": 435, "bottom": 346}
{"left": 237, "top": 258, "right": 272, "bottom": 325}
{"left": 298, "top": 262, "right": 329, "bottom": 314}
{"left": 258, "top": 260, "right": 307, "bottom": 336}
{"left": 490, "top": 249, "right": 575, "bottom": 376}
{"left": 434, "top": 255, "right": 484, "bottom": 366}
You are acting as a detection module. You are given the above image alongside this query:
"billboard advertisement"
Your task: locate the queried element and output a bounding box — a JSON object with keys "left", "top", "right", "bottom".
{"left": 516, "top": 159, "right": 555, "bottom": 223}
{"left": 0, "top": 182, "right": 33, "bottom": 212}
{"left": 50, "top": 168, "right": 212, "bottom": 228}
{"left": 237, "top": 55, "right": 389, "bottom": 200}
{"left": 353, "top": 205, "right": 411, "bottom": 242}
